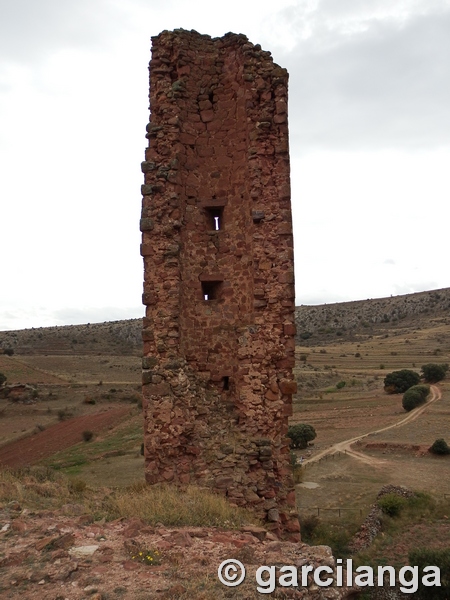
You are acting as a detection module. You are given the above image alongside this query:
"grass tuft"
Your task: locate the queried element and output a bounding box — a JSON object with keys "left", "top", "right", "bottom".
{"left": 0, "top": 468, "right": 258, "bottom": 528}
{"left": 112, "top": 482, "right": 258, "bottom": 528}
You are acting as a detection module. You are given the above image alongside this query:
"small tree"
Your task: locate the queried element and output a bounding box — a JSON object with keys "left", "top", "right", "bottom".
{"left": 402, "top": 384, "right": 430, "bottom": 411}
{"left": 383, "top": 369, "right": 420, "bottom": 394}
{"left": 421, "top": 363, "right": 449, "bottom": 383}
{"left": 429, "top": 438, "right": 450, "bottom": 455}
{"left": 82, "top": 430, "right": 94, "bottom": 442}
{"left": 287, "top": 424, "right": 316, "bottom": 449}
{"left": 377, "top": 493, "right": 407, "bottom": 517}
{"left": 0, "top": 372, "right": 6, "bottom": 387}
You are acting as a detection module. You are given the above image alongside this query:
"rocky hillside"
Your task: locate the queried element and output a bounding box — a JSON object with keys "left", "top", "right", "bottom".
{"left": 2, "top": 287, "right": 450, "bottom": 354}
{"left": 295, "top": 287, "right": 450, "bottom": 342}
{"left": 0, "top": 320, "right": 142, "bottom": 356}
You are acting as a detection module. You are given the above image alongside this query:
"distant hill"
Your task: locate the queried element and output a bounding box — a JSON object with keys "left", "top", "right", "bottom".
{"left": 0, "top": 319, "right": 142, "bottom": 355}
{"left": 1, "top": 287, "right": 450, "bottom": 354}
{"left": 295, "top": 287, "right": 450, "bottom": 342}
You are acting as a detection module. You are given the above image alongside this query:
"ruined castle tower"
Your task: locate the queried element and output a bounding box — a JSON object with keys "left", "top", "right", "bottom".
{"left": 141, "top": 29, "right": 299, "bottom": 539}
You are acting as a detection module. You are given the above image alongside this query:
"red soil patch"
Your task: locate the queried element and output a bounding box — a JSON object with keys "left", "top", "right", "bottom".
{"left": 0, "top": 406, "right": 132, "bottom": 468}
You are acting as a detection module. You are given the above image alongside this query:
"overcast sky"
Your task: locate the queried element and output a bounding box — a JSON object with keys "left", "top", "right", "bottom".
{"left": 1, "top": 0, "right": 449, "bottom": 330}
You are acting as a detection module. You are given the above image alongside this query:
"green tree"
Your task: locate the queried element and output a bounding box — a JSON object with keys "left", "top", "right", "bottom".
{"left": 421, "top": 363, "right": 449, "bottom": 383}
{"left": 287, "top": 424, "right": 316, "bottom": 449}
{"left": 377, "top": 493, "right": 407, "bottom": 517}
{"left": 402, "top": 384, "right": 430, "bottom": 411}
{"left": 429, "top": 438, "right": 450, "bottom": 455}
{"left": 383, "top": 369, "right": 420, "bottom": 394}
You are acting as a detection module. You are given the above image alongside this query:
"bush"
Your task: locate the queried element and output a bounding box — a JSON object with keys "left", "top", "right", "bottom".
{"left": 336, "top": 381, "right": 346, "bottom": 389}
{"left": 421, "top": 363, "right": 449, "bottom": 383}
{"left": 377, "top": 493, "right": 407, "bottom": 517}
{"left": 57, "top": 408, "right": 73, "bottom": 421}
{"left": 429, "top": 438, "right": 450, "bottom": 455}
{"left": 383, "top": 369, "right": 421, "bottom": 394}
{"left": 402, "top": 384, "right": 430, "bottom": 411}
{"left": 408, "top": 548, "right": 450, "bottom": 599}
{"left": 3, "top": 348, "right": 14, "bottom": 356}
{"left": 287, "top": 424, "right": 316, "bottom": 449}
{"left": 300, "top": 514, "right": 320, "bottom": 541}
{"left": 0, "top": 372, "right": 6, "bottom": 387}
{"left": 82, "top": 430, "right": 94, "bottom": 442}
{"left": 68, "top": 478, "right": 87, "bottom": 494}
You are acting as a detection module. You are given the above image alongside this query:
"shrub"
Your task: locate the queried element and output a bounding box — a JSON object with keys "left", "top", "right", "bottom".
{"left": 336, "top": 381, "right": 346, "bottom": 390}
{"left": 421, "top": 363, "right": 449, "bottom": 383}
{"left": 377, "top": 493, "right": 407, "bottom": 517}
{"left": 300, "top": 514, "right": 320, "bottom": 541}
{"left": 383, "top": 369, "right": 420, "bottom": 394}
{"left": 408, "top": 548, "right": 450, "bottom": 599}
{"left": 402, "top": 384, "right": 430, "bottom": 411}
{"left": 82, "top": 430, "right": 94, "bottom": 442}
{"left": 287, "top": 424, "right": 316, "bottom": 449}
{"left": 0, "top": 372, "right": 6, "bottom": 387}
{"left": 429, "top": 438, "right": 450, "bottom": 455}
{"left": 3, "top": 348, "right": 14, "bottom": 356}
{"left": 69, "top": 478, "right": 87, "bottom": 494}
{"left": 57, "top": 408, "right": 73, "bottom": 421}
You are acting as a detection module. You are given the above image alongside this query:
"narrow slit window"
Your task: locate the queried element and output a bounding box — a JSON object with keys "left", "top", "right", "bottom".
{"left": 205, "top": 207, "right": 223, "bottom": 231}
{"left": 222, "top": 376, "right": 230, "bottom": 391}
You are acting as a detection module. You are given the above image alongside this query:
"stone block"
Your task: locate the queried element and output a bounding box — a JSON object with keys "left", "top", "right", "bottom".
{"left": 143, "top": 383, "right": 171, "bottom": 396}
{"left": 283, "top": 323, "right": 296, "bottom": 336}
{"left": 278, "top": 379, "right": 297, "bottom": 395}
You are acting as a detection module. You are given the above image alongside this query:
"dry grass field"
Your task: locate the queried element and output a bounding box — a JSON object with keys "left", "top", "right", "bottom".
{"left": 0, "top": 352, "right": 141, "bottom": 458}
{"left": 1, "top": 290, "right": 450, "bottom": 575}
{"left": 293, "top": 312, "right": 450, "bottom": 523}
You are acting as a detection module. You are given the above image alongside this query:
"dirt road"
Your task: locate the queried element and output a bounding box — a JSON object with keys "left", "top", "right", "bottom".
{"left": 304, "top": 385, "right": 442, "bottom": 467}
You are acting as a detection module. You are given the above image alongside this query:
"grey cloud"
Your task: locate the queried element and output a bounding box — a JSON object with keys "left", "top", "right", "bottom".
{"left": 282, "top": 8, "right": 450, "bottom": 151}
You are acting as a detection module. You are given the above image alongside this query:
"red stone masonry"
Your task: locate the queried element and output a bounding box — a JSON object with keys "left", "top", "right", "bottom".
{"left": 141, "top": 29, "right": 299, "bottom": 540}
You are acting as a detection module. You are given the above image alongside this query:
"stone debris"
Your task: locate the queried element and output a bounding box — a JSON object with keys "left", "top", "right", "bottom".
{"left": 68, "top": 545, "right": 99, "bottom": 558}
{"left": 0, "top": 506, "right": 357, "bottom": 599}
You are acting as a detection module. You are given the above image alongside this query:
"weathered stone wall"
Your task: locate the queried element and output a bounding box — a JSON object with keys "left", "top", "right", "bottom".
{"left": 141, "top": 29, "right": 299, "bottom": 539}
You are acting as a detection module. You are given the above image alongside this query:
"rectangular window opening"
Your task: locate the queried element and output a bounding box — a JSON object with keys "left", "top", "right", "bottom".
{"left": 201, "top": 280, "right": 222, "bottom": 301}
{"left": 222, "top": 376, "right": 230, "bottom": 391}
{"left": 205, "top": 207, "right": 223, "bottom": 231}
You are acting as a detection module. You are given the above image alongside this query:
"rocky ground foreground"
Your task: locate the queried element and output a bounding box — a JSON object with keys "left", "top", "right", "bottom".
{"left": 0, "top": 500, "right": 358, "bottom": 600}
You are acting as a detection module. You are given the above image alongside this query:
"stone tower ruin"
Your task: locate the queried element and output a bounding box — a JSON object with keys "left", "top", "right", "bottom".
{"left": 141, "top": 29, "right": 299, "bottom": 539}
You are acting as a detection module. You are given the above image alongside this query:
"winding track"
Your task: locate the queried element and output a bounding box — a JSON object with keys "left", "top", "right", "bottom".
{"left": 303, "top": 384, "right": 442, "bottom": 467}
